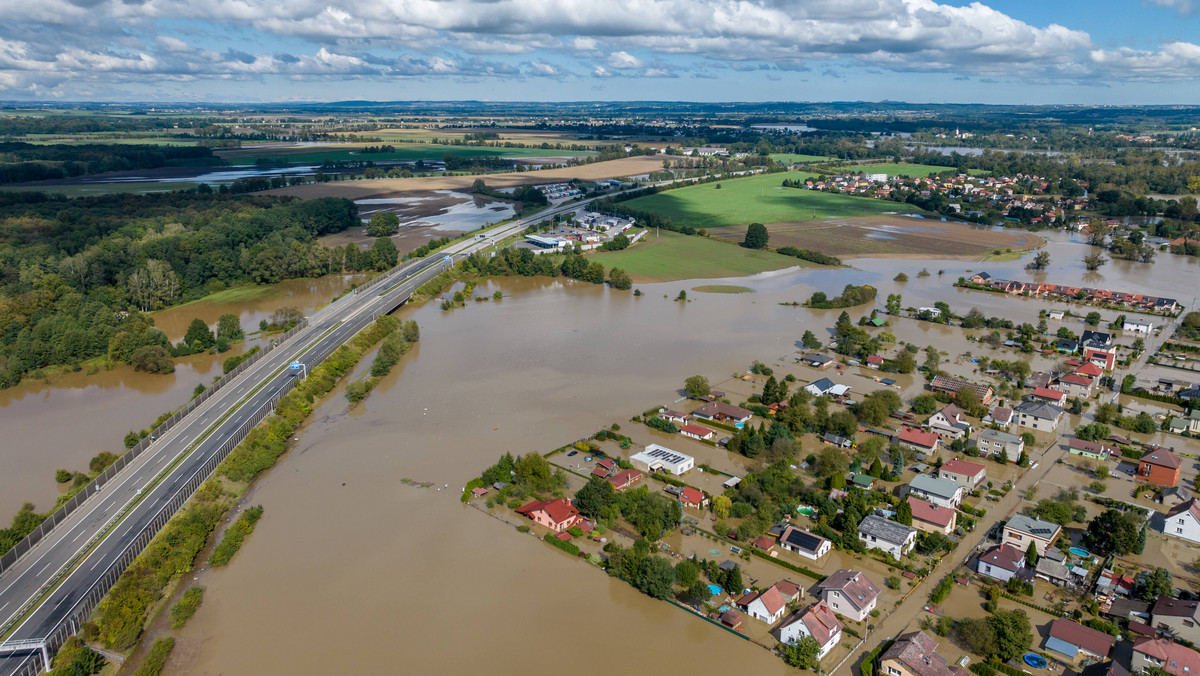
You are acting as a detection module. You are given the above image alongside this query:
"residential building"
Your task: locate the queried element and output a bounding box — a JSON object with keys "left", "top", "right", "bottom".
{"left": 1084, "top": 347, "right": 1117, "bottom": 371}
{"left": 1139, "top": 448, "right": 1182, "bottom": 487}
{"left": 1126, "top": 320, "right": 1155, "bottom": 334}
{"left": 1032, "top": 386, "right": 1067, "bottom": 403}
{"left": 630, "top": 445, "right": 695, "bottom": 475}
{"left": 977, "top": 428, "right": 1025, "bottom": 462}
{"left": 1070, "top": 438, "right": 1117, "bottom": 460}
{"left": 1057, "top": 373, "right": 1096, "bottom": 398}
{"left": 858, "top": 515, "right": 918, "bottom": 557}
{"left": 867, "top": 355, "right": 884, "bottom": 369}
{"left": 908, "top": 497, "right": 956, "bottom": 535}
{"left": 1075, "top": 361, "right": 1104, "bottom": 379}
{"left": 984, "top": 406, "right": 1014, "bottom": 428}
{"left": 878, "top": 631, "right": 969, "bottom": 676}
{"left": 664, "top": 485, "right": 708, "bottom": 510}
{"left": 908, "top": 474, "right": 965, "bottom": 508}
{"left": 816, "top": 570, "right": 880, "bottom": 622}
{"left": 938, "top": 458, "right": 987, "bottom": 490}
{"left": 515, "top": 498, "right": 580, "bottom": 533}
{"left": 1003, "top": 514, "right": 1062, "bottom": 556}
{"left": 929, "top": 375, "right": 995, "bottom": 404}
{"left": 1046, "top": 618, "right": 1116, "bottom": 662}
{"left": 1152, "top": 598, "right": 1200, "bottom": 644}
{"left": 899, "top": 426, "right": 941, "bottom": 452}
{"left": 779, "top": 526, "right": 832, "bottom": 560}
{"left": 1035, "top": 558, "right": 1072, "bottom": 586}
{"left": 736, "top": 579, "right": 802, "bottom": 624}
{"left": 1014, "top": 400, "right": 1065, "bottom": 431}
{"left": 692, "top": 401, "right": 753, "bottom": 424}
{"left": 678, "top": 424, "right": 716, "bottom": 441}
{"left": 606, "top": 469, "right": 643, "bottom": 491}
{"left": 928, "top": 404, "right": 971, "bottom": 439}
{"left": 823, "top": 433, "right": 853, "bottom": 448}
{"left": 976, "top": 543, "right": 1025, "bottom": 582}
{"left": 805, "top": 377, "right": 838, "bottom": 397}
{"left": 1165, "top": 499, "right": 1200, "bottom": 544}
{"left": 660, "top": 410, "right": 691, "bottom": 425}
{"left": 779, "top": 602, "right": 843, "bottom": 660}
{"left": 1081, "top": 330, "right": 1113, "bottom": 348}
{"left": 799, "top": 353, "right": 835, "bottom": 369}
{"left": 1132, "top": 638, "right": 1200, "bottom": 676}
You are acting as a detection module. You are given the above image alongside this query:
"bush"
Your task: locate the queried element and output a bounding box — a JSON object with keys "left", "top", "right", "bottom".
{"left": 544, "top": 532, "right": 580, "bottom": 556}
{"left": 54, "top": 469, "right": 73, "bottom": 483}
{"left": 131, "top": 637, "right": 175, "bottom": 676}
{"left": 208, "top": 505, "right": 264, "bottom": 566}
{"left": 222, "top": 345, "right": 261, "bottom": 374}
{"left": 169, "top": 586, "right": 204, "bottom": 628}
{"left": 930, "top": 575, "right": 954, "bottom": 604}
{"left": 645, "top": 417, "right": 679, "bottom": 434}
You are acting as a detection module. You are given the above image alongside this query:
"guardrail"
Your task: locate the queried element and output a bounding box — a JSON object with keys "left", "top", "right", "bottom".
{"left": 0, "top": 320, "right": 310, "bottom": 577}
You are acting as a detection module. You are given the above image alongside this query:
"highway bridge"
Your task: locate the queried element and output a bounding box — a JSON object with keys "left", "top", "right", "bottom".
{"left": 0, "top": 209, "right": 556, "bottom": 674}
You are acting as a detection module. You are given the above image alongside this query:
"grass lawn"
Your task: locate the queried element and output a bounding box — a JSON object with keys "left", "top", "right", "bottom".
{"left": 587, "top": 230, "right": 804, "bottom": 282}
{"left": 624, "top": 171, "right": 924, "bottom": 230}
{"left": 769, "top": 153, "right": 836, "bottom": 163}
{"left": 217, "top": 144, "right": 590, "bottom": 165}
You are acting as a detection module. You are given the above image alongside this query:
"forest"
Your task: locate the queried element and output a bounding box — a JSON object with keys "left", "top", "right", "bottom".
{"left": 0, "top": 142, "right": 216, "bottom": 184}
{"left": 0, "top": 191, "right": 390, "bottom": 387}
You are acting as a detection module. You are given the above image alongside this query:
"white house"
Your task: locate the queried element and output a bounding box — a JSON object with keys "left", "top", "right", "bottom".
{"left": 857, "top": 515, "right": 917, "bottom": 558}
{"left": 938, "top": 458, "right": 987, "bottom": 490}
{"left": 976, "top": 544, "right": 1026, "bottom": 582}
{"left": 736, "top": 580, "right": 802, "bottom": 625}
{"left": 779, "top": 602, "right": 843, "bottom": 660}
{"left": 816, "top": 570, "right": 880, "bottom": 623}
{"left": 977, "top": 428, "right": 1025, "bottom": 462}
{"left": 1165, "top": 499, "right": 1200, "bottom": 544}
{"left": 779, "top": 526, "right": 832, "bottom": 560}
{"left": 1014, "top": 401, "right": 1065, "bottom": 432}
{"left": 928, "top": 404, "right": 970, "bottom": 439}
{"left": 907, "top": 474, "right": 965, "bottom": 508}
{"left": 629, "top": 445, "right": 694, "bottom": 475}
{"left": 1003, "top": 514, "right": 1062, "bottom": 556}
{"left": 1126, "top": 320, "right": 1155, "bottom": 334}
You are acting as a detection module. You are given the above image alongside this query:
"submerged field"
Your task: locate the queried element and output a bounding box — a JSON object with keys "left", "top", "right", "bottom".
{"left": 624, "top": 171, "right": 925, "bottom": 230}
{"left": 585, "top": 230, "right": 804, "bottom": 282}
{"left": 768, "top": 153, "right": 836, "bottom": 163}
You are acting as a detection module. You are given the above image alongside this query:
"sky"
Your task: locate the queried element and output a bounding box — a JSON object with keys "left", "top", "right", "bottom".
{"left": 1, "top": 0, "right": 1199, "bottom": 104}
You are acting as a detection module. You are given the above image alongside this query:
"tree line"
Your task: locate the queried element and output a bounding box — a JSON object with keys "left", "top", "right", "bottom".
{"left": 0, "top": 142, "right": 215, "bottom": 184}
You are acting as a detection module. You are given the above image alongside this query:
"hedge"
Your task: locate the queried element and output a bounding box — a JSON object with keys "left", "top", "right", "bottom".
{"left": 131, "top": 637, "right": 175, "bottom": 676}
{"left": 748, "top": 546, "right": 825, "bottom": 581}
{"left": 1000, "top": 591, "right": 1060, "bottom": 616}
{"left": 929, "top": 575, "right": 954, "bottom": 605}
{"left": 697, "top": 419, "right": 739, "bottom": 433}
{"left": 544, "top": 532, "right": 580, "bottom": 556}
{"left": 208, "top": 505, "right": 264, "bottom": 566}
{"left": 861, "top": 639, "right": 896, "bottom": 676}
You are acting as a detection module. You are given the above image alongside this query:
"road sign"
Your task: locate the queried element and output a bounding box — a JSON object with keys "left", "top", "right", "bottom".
{"left": 443, "top": 255, "right": 451, "bottom": 261}
{"left": 290, "top": 362, "right": 301, "bottom": 370}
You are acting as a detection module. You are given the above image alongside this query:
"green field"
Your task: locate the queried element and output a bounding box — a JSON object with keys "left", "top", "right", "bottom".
{"left": 624, "top": 171, "right": 923, "bottom": 230}
{"left": 220, "top": 144, "right": 593, "bottom": 165}
{"left": 840, "top": 163, "right": 989, "bottom": 178}
{"left": 587, "top": 230, "right": 805, "bottom": 282}
{"left": 769, "top": 153, "right": 836, "bottom": 163}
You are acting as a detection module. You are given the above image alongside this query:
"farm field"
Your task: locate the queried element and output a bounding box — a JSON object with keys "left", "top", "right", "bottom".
{"left": 624, "top": 171, "right": 925, "bottom": 230}
{"left": 585, "top": 230, "right": 805, "bottom": 282}
{"left": 215, "top": 143, "right": 593, "bottom": 165}
{"left": 271, "top": 154, "right": 665, "bottom": 200}
{"left": 707, "top": 216, "right": 1044, "bottom": 259}
{"left": 768, "top": 153, "right": 836, "bottom": 163}
{"left": 841, "top": 162, "right": 990, "bottom": 177}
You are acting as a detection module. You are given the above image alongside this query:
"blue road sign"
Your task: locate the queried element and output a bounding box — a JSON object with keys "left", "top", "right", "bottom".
{"left": 290, "top": 362, "right": 301, "bottom": 370}
{"left": 443, "top": 255, "right": 451, "bottom": 261}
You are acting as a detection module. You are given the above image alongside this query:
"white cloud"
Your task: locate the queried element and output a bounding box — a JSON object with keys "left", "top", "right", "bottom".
{"left": 606, "top": 50, "right": 643, "bottom": 69}
{"left": 592, "top": 65, "right": 611, "bottom": 78}
{"left": 529, "top": 60, "right": 559, "bottom": 76}
{"left": 1146, "top": 0, "right": 1196, "bottom": 14}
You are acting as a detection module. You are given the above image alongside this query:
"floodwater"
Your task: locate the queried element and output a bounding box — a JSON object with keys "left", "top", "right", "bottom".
{"left": 355, "top": 190, "right": 516, "bottom": 233}
{"left": 152, "top": 274, "right": 369, "bottom": 343}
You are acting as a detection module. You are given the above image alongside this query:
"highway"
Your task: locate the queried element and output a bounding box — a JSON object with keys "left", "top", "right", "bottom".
{"left": 0, "top": 207, "right": 556, "bottom": 674}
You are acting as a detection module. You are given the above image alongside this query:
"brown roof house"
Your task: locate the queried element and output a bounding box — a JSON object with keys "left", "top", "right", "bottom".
{"left": 816, "top": 570, "right": 880, "bottom": 622}
{"left": 778, "top": 601, "right": 843, "bottom": 661}
{"left": 878, "top": 630, "right": 969, "bottom": 676}
{"left": 1152, "top": 597, "right": 1200, "bottom": 644}
{"left": 1045, "top": 618, "right": 1116, "bottom": 663}
{"left": 1133, "top": 638, "right": 1200, "bottom": 676}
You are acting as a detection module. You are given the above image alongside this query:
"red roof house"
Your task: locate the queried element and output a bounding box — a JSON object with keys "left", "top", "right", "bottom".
{"left": 679, "top": 424, "right": 716, "bottom": 441}
{"left": 1047, "top": 618, "right": 1115, "bottom": 661}
{"left": 1139, "top": 448, "right": 1182, "bottom": 487}
{"left": 1133, "top": 637, "right": 1200, "bottom": 676}
{"left": 515, "top": 498, "right": 580, "bottom": 533}
{"left": 908, "top": 496, "right": 957, "bottom": 534}
{"left": 1031, "top": 387, "right": 1066, "bottom": 402}
{"left": 1074, "top": 362, "right": 1103, "bottom": 378}
{"left": 607, "top": 468, "right": 643, "bottom": 491}
{"left": 678, "top": 486, "right": 707, "bottom": 509}
{"left": 899, "top": 426, "right": 940, "bottom": 451}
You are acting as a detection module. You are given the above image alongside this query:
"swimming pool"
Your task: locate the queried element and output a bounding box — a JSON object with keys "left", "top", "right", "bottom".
{"left": 1068, "top": 547, "right": 1090, "bottom": 558}
{"left": 796, "top": 506, "right": 817, "bottom": 516}
{"left": 1024, "top": 654, "right": 1048, "bottom": 668}
{"left": 708, "top": 584, "right": 723, "bottom": 596}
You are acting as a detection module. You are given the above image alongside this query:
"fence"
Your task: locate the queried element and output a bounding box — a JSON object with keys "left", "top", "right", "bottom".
{"left": 0, "top": 320, "right": 310, "bottom": 577}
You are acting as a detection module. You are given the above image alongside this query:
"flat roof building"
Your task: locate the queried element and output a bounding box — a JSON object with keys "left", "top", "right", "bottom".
{"left": 630, "top": 444, "right": 694, "bottom": 475}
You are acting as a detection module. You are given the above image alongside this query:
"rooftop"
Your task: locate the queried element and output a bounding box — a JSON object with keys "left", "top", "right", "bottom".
{"left": 818, "top": 570, "right": 880, "bottom": 612}
{"left": 908, "top": 496, "right": 955, "bottom": 528}
{"left": 1006, "top": 514, "right": 1062, "bottom": 540}
{"left": 940, "top": 459, "right": 986, "bottom": 477}
{"left": 1049, "top": 618, "right": 1116, "bottom": 657}
{"left": 909, "top": 474, "right": 963, "bottom": 499}
{"left": 978, "top": 543, "right": 1024, "bottom": 572}
{"left": 781, "top": 526, "right": 829, "bottom": 555}
{"left": 1142, "top": 448, "right": 1182, "bottom": 470}
{"left": 858, "top": 514, "right": 916, "bottom": 546}
{"left": 880, "top": 631, "right": 963, "bottom": 676}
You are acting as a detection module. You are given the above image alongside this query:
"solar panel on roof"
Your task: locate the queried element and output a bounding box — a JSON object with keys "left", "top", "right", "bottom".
{"left": 785, "top": 529, "right": 823, "bottom": 552}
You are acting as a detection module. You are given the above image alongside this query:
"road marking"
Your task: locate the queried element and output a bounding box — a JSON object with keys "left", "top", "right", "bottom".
{"left": 71, "top": 529, "right": 87, "bottom": 544}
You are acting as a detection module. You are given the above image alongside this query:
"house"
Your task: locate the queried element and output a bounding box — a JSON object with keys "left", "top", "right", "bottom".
{"left": 1058, "top": 374, "right": 1096, "bottom": 398}
{"left": 908, "top": 474, "right": 965, "bottom": 508}
{"left": 1003, "top": 514, "right": 1062, "bottom": 555}
{"left": 1126, "top": 320, "right": 1155, "bottom": 334}
{"left": 908, "top": 497, "right": 956, "bottom": 535}
{"left": 938, "top": 458, "right": 987, "bottom": 490}
{"left": 590, "top": 466, "right": 612, "bottom": 479}
{"left": 1152, "top": 598, "right": 1200, "bottom": 644}
{"left": 878, "top": 631, "right": 969, "bottom": 676}
{"left": 596, "top": 457, "right": 618, "bottom": 473}
{"left": 1132, "top": 637, "right": 1200, "bottom": 676}
{"left": 805, "top": 377, "right": 838, "bottom": 397}
{"left": 1098, "top": 569, "right": 1137, "bottom": 597}
{"left": 1104, "top": 598, "right": 1151, "bottom": 622}
{"left": 1075, "top": 361, "right": 1104, "bottom": 378}
{"left": 692, "top": 401, "right": 753, "bottom": 424}
{"left": 851, "top": 474, "right": 875, "bottom": 490}
{"left": 858, "top": 515, "right": 918, "bottom": 557}
{"left": 976, "top": 544, "right": 1026, "bottom": 582}
{"left": 823, "top": 433, "right": 853, "bottom": 449}
{"left": 799, "top": 353, "right": 835, "bottom": 369}
{"left": 1046, "top": 618, "right": 1116, "bottom": 662}
{"left": 970, "top": 272, "right": 992, "bottom": 284}
{"left": 817, "top": 570, "right": 880, "bottom": 622}
{"left": 1164, "top": 499, "right": 1200, "bottom": 544}
{"left": 866, "top": 355, "right": 884, "bottom": 369}
{"left": 470, "top": 487, "right": 489, "bottom": 498}
{"left": 1084, "top": 347, "right": 1118, "bottom": 371}
{"left": 1031, "top": 386, "right": 1067, "bottom": 403}
{"left": 607, "top": 469, "right": 643, "bottom": 491}
{"left": 899, "top": 427, "right": 941, "bottom": 452}
{"left": 630, "top": 445, "right": 695, "bottom": 475}
{"left": 1048, "top": 310, "right": 1066, "bottom": 320}
{"left": 679, "top": 424, "right": 716, "bottom": 441}
{"left": 1056, "top": 338, "right": 1081, "bottom": 354}
{"left": 1168, "top": 417, "right": 1189, "bottom": 435}
{"left": 977, "top": 428, "right": 1025, "bottom": 462}
{"left": 665, "top": 485, "right": 709, "bottom": 510}
{"left": 779, "top": 525, "right": 832, "bottom": 560}
{"left": 1014, "top": 400, "right": 1065, "bottom": 431}
{"left": 660, "top": 410, "right": 691, "bottom": 425}
{"left": 515, "top": 498, "right": 580, "bottom": 533}
{"left": 720, "top": 609, "right": 743, "bottom": 628}
{"left": 1139, "top": 448, "right": 1182, "bottom": 487}
{"left": 778, "top": 602, "right": 842, "bottom": 660}
{"left": 929, "top": 375, "right": 995, "bottom": 404}
{"left": 928, "top": 404, "right": 971, "bottom": 439}
{"left": 1081, "top": 330, "right": 1113, "bottom": 348}
{"left": 737, "top": 579, "right": 802, "bottom": 624}
{"left": 1070, "top": 438, "right": 1117, "bottom": 460}
{"left": 984, "top": 406, "right": 1014, "bottom": 428}
{"left": 1035, "top": 558, "right": 1072, "bottom": 587}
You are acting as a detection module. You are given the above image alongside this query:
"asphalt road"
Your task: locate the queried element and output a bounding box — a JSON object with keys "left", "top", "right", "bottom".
{"left": 0, "top": 212, "right": 542, "bottom": 673}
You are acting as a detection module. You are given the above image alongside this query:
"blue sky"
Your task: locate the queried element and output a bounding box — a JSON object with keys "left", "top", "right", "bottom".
{"left": 1, "top": 0, "right": 1198, "bottom": 103}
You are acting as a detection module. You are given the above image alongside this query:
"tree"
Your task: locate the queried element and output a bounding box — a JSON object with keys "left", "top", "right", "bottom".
{"left": 1086, "top": 509, "right": 1140, "bottom": 555}
{"left": 1026, "top": 251, "right": 1051, "bottom": 271}
{"left": 956, "top": 617, "right": 999, "bottom": 658}
{"left": 712, "top": 495, "right": 731, "bottom": 519}
{"left": 895, "top": 350, "right": 917, "bottom": 374}
{"left": 911, "top": 394, "right": 940, "bottom": 415}
{"left": 634, "top": 556, "right": 676, "bottom": 599}
{"left": 1085, "top": 311, "right": 1102, "bottom": 326}
{"left": 1075, "top": 423, "right": 1111, "bottom": 442}
{"left": 608, "top": 267, "right": 632, "bottom": 290}
{"left": 886, "top": 293, "right": 902, "bottom": 315}
{"left": 184, "top": 318, "right": 215, "bottom": 350}
{"left": 369, "top": 236, "right": 398, "bottom": 270}
{"left": 365, "top": 211, "right": 400, "bottom": 237}
{"left": 1083, "top": 252, "right": 1108, "bottom": 271}
{"left": 742, "top": 222, "right": 769, "bottom": 249}
{"left": 817, "top": 446, "right": 849, "bottom": 477}
{"left": 675, "top": 560, "right": 700, "bottom": 587}
{"left": 989, "top": 609, "right": 1033, "bottom": 661}
{"left": 215, "top": 314, "right": 243, "bottom": 342}
{"left": 783, "top": 636, "right": 821, "bottom": 669}
{"left": 722, "top": 563, "right": 743, "bottom": 594}
{"left": 1134, "top": 567, "right": 1172, "bottom": 602}
{"left": 895, "top": 499, "right": 913, "bottom": 526}
{"left": 801, "top": 330, "right": 821, "bottom": 350}
{"left": 1025, "top": 541, "right": 1039, "bottom": 567}
{"left": 684, "top": 375, "right": 710, "bottom": 398}
{"left": 130, "top": 346, "right": 174, "bottom": 374}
